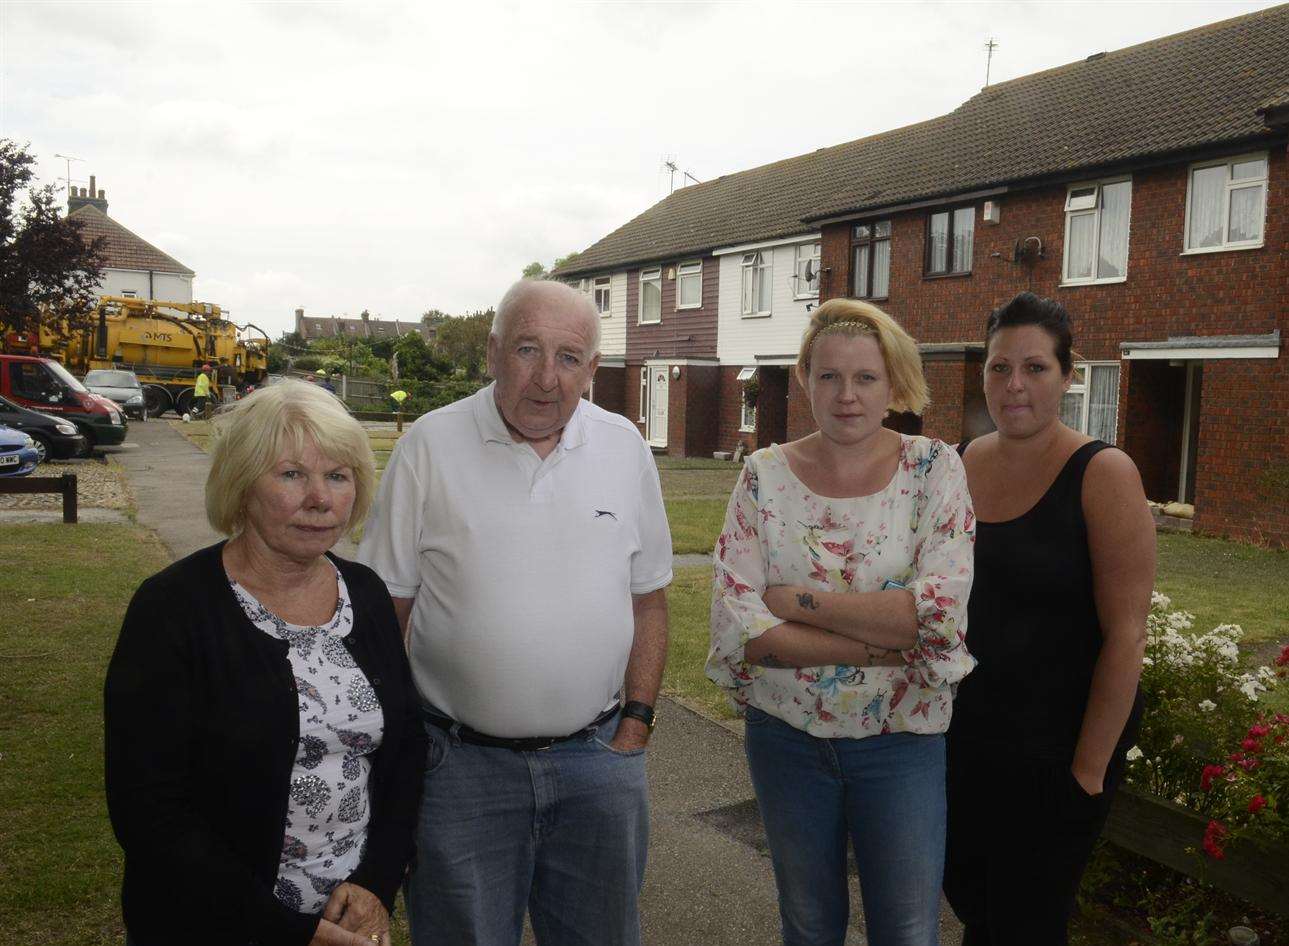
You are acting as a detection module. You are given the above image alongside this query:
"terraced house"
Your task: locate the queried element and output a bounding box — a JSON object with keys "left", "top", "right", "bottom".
{"left": 558, "top": 5, "right": 1289, "bottom": 548}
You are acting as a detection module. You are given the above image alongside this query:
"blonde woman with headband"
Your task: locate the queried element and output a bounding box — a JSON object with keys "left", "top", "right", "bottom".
{"left": 707, "top": 299, "right": 976, "bottom": 946}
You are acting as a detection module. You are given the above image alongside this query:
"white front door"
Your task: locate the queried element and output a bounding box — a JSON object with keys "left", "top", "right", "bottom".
{"left": 648, "top": 366, "right": 669, "bottom": 448}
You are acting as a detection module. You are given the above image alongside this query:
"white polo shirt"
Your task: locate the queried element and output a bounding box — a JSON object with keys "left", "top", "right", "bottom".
{"left": 357, "top": 384, "right": 673, "bottom": 738}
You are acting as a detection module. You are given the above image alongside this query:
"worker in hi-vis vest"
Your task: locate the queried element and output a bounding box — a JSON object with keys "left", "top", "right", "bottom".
{"left": 191, "top": 365, "right": 214, "bottom": 419}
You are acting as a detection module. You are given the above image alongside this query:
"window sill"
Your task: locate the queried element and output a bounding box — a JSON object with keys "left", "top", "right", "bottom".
{"left": 851, "top": 295, "right": 890, "bottom": 303}
{"left": 1180, "top": 242, "right": 1264, "bottom": 256}
{"left": 1059, "top": 276, "right": 1128, "bottom": 288}
{"left": 739, "top": 426, "right": 756, "bottom": 434}
{"left": 922, "top": 270, "right": 972, "bottom": 280}
{"left": 741, "top": 312, "right": 772, "bottom": 320}
{"left": 675, "top": 304, "right": 703, "bottom": 311}
{"left": 600, "top": 312, "right": 612, "bottom": 318}
{"left": 792, "top": 293, "right": 820, "bottom": 302}
{"left": 638, "top": 318, "right": 662, "bottom": 326}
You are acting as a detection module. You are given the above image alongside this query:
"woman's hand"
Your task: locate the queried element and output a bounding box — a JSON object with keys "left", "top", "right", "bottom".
{"left": 1071, "top": 763, "right": 1105, "bottom": 798}
{"left": 322, "top": 883, "right": 390, "bottom": 939}
{"left": 309, "top": 918, "right": 388, "bottom": 946}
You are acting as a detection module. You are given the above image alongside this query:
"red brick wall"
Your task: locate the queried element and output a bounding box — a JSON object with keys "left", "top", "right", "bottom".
{"left": 625, "top": 257, "right": 719, "bottom": 363}
{"left": 716, "top": 366, "right": 754, "bottom": 455}
{"left": 679, "top": 364, "right": 720, "bottom": 457}
{"left": 590, "top": 364, "right": 626, "bottom": 417}
{"left": 819, "top": 144, "right": 1288, "bottom": 545}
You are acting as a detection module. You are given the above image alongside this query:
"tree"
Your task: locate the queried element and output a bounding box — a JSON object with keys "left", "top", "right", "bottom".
{"left": 433, "top": 311, "right": 493, "bottom": 380}
{"left": 0, "top": 139, "right": 104, "bottom": 333}
{"left": 521, "top": 261, "right": 546, "bottom": 280}
{"left": 421, "top": 308, "right": 448, "bottom": 326}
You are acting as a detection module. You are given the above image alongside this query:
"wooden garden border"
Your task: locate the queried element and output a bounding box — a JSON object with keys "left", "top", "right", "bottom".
{"left": 1104, "top": 786, "right": 1289, "bottom": 916}
{"left": 0, "top": 473, "right": 78, "bottom": 523}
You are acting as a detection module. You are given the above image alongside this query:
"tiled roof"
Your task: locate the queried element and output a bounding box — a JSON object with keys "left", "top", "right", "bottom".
{"left": 558, "top": 4, "right": 1289, "bottom": 276}
{"left": 67, "top": 205, "right": 195, "bottom": 276}
{"left": 298, "top": 315, "right": 432, "bottom": 341}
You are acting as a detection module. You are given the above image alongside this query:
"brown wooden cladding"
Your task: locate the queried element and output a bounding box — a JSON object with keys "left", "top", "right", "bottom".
{"left": 624, "top": 256, "right": 719, "bottom": 363}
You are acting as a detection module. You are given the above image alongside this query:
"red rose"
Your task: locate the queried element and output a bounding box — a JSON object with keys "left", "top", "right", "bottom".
{"left": 1241, "top": 738, "right": 1264, "bottom": 754}
{"left": 1202, "top": 820, "right": 1227, "bottom": 860}
{"left": 1275, "top": 644, "right": 1289, "bottom": 666}
{"left": 1200, "top": 764, "right": 1226, "bottom": 791}
{"left": 1248, "top": 795, "right": 1267, "bottom": 814}
{"left": 1239, "top": 757, "right": 1261, "bottom": 772}
{"left": 1248, "top": 724, "right": 1271, "bottom": 738}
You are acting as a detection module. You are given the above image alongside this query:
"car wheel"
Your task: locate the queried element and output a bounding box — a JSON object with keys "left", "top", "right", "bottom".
{"left": 30, "top": 433, "right": 50, "bottom": 464}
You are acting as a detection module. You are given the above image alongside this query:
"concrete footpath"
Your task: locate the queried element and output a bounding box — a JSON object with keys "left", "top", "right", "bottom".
{"left": 116, "top": 419, "right": 964, "bottom": 946}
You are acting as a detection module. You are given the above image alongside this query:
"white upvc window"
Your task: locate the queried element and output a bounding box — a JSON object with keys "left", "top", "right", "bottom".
{"left": 737, "top": 366, "right": 757, "bottom": 432}
{"left": 593, "top": 276, "right": 611, "bottom": 316}
{"left": 1184, "top": 153, "right": 1268, "bottom": 253}
{"left": 1060, "top": 362, "right": 1120, "bottom": 444}
{"left": 638, "top": 268, "right": 662, "bottom": 324}
{"left": 121, "top": 290, "right": 137, "bottom": 298}
{"left": 740, "top": 251, "right": 772, "bottom": 317}
{"left": 638, "top": 367, "right": 648, "bottom": 422}
{"left": 676, "top": 260, "right": 702, "bottom": 309}
{"left": 1062, "top": 178, "right": 1131, "bottom": 284}
{"left": 794, "top": 242, "right": 821, "bottom": 298}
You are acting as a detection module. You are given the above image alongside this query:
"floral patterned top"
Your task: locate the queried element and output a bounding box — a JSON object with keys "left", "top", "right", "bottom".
{"left": 707, "top": 436, "right": 976, "bottom": 738}
{"left": 229, "top": 567, "right": 385, "bottom": 915}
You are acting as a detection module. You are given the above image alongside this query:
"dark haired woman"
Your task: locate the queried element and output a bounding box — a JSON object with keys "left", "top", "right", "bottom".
{"left": 943, "top": 291, "right": 1155, "bottom": 945}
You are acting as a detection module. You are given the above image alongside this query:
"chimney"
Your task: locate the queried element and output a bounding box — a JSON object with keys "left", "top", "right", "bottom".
{"left": 67, "top": 174, "right": 109, "bottom": 215}
{"left": 294, "top": 307, "right": 305, "bottom": 337}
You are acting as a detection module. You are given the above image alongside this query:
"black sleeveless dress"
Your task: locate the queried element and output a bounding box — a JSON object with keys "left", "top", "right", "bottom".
{"left": 944, "top": 439, "right": 1143, "bottom": 946}
{"left": 951, "top": 439, "right": 1143, "bottom": 755}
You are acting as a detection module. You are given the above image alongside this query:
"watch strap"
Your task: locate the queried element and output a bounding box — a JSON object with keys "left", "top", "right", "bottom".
{"left": 622, "top": 700, "right": 656, "bottom": 730}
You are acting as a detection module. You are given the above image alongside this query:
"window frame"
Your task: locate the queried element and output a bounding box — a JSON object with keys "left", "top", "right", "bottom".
{"left": 1060, "top": 361, "right": 1121, "bottom": 444}
{"left": 675, "top": 260, "right": 703, "bottom": 310}
{"left": 638, "top": 367, "right": 648, "bottom": 422}
{"left": 924, "top": 205, "right": 975, "bottom": 276}
{"left": 850, "top": 220, "right": 892, "bottom": 299}
{"left": 793, "top": 242, "right": 821, "bottom": 299}
{"left": 740, "top": 251, "right": 773, "bottom": 319}
{"left": 593, "top": 276, "right": 612, "bottom": 317}
{"left": 638, "top": 268, "right": 662, "bottom": 325}
{"left": 1182, "top": 151, "right": 1269, "bottom": 254}
{"left": 737, "top": 366, "right": 757, "bottom": 432}
{"left": 1060, "top": 176, "right": 1132, "bottom": 286}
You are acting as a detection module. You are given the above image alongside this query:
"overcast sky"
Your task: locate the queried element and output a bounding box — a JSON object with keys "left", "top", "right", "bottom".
{"left": 2, "top": 0, "right": 1280, "bottom": 338}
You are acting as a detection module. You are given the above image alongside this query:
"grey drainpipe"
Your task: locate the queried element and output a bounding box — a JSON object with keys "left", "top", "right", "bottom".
{"left": 148, "top": 270, "right": 154, "bottom": 300}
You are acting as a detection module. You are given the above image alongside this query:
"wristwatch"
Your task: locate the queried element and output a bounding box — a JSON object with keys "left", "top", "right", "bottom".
{"left": 622, "top": 700, "right": 656, "bottom": 731}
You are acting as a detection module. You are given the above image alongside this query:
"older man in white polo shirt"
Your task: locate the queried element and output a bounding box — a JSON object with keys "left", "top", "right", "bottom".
{"left": 358, "top": 279, "right": 672, "bottom": 946}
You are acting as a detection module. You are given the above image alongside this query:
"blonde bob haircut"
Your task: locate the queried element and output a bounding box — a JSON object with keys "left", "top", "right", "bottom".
{"left": 204, "top": 380, "right": 376, "bottom": 538}
{"left": 795, "top": 298, "right": 930, "bottom": 415}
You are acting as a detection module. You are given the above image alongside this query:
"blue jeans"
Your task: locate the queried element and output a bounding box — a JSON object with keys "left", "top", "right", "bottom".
{"left": 405, "top": 708, "right": 649, "bottom": 946}
{"left": 744, "top": 706, "right": 946, "bottom": 946}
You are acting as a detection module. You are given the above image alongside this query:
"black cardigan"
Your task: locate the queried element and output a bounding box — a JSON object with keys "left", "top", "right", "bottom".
{"left": 104, "top": 543, "right": 426, "bottom": 946}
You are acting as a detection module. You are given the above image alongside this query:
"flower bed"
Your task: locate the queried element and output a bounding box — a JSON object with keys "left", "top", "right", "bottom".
{"left": 1105, "top": 593, "right": 1289, "bottom": 917}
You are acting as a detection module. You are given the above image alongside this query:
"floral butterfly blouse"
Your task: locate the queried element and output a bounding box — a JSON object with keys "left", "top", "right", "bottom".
{"left": 707, "top": 436, "right": 976, "bottom": 738}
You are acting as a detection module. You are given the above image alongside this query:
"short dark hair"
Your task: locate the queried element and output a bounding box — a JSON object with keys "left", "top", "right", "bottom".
{"left": 985, "top": 291, "right": 1074, "bottom": 374}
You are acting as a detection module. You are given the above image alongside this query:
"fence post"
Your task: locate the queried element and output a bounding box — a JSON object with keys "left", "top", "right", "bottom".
{"left": 61, "top": 473, "right": 78, "bottom": 524}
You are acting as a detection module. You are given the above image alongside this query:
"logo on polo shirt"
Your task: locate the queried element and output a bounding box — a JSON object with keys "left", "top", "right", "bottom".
{"left": 594, "top": 510, "right": 618, "bottom": 520}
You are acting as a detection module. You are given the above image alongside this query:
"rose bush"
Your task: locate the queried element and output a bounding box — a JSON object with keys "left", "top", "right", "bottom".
{"left": 1123, "top": 593, "right": 1288, "bottom": 853}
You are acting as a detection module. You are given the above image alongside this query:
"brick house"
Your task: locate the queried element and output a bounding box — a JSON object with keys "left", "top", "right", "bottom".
{"left": 559, "top": 5, "right": 1289, "bottom": 546}
{"left": 294, "top": 307, "right": 434, "bottom": 343}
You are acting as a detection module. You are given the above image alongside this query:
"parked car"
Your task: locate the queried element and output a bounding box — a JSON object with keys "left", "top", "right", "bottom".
{"left": 0, "top": 394, "right": 88, "bottom": 462}
{"left": 0, "top": 423, "right": 40, "bottom": 477}
{"left": 0, "top": 354, "right": 127, "bottom": 450}
{"left": 83, "top": 368, "right": 147, "bottom": 420}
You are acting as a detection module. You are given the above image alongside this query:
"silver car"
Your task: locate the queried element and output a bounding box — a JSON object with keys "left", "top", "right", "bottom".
{"left": 83, "top": 369, "right": 147, "bottom": 420}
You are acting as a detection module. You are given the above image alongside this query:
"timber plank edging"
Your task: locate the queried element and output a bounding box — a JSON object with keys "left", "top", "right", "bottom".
{"left": 1104, "top": 785, "right": 1289, "bottom": 916}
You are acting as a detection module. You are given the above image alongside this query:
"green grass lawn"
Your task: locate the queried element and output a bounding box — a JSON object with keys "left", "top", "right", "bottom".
{"left": 1, "top": 523, "right": 171, "bottom": 944}
{"left": 1155, "top": 532, "right": 1287, "bottom": 644}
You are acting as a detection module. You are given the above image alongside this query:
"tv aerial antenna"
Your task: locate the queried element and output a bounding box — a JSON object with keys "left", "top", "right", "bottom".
{"left": 984, "top": 37, "right": 1000, "bottom": 87}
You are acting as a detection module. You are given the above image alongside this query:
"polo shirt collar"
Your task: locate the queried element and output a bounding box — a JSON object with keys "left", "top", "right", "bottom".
{"left": 472, "top": 382, "right": 589, "bottom": 451}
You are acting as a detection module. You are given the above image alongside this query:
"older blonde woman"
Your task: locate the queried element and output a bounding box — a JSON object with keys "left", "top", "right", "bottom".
{"left": 708, "top": 299, "right": 975, "bottom": 946}
{"left": 105, "top": 381, "right": 425, "bottom": 946}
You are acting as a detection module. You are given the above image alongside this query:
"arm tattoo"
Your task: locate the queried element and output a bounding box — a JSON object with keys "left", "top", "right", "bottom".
{"left": 757, "top": 652, "right": 793, "bottom": 669}
{"left": 796, "top": 592, "right": 819, "bottom": 611}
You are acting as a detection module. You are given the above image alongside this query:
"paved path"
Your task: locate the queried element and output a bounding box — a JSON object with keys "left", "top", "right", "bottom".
{"left": 113, "top": 419, "right": 964, "bottom": 946}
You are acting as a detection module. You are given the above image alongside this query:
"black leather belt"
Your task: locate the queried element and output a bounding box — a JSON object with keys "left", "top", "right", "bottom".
{"left": 423, "top": 703, "right": 621, "bottom": 752}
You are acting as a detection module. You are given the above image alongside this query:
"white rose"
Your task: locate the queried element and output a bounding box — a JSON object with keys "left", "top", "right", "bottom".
{"left": 1198, "top": 699, "right": 1217, "bottom": 713}
{"left": 1126, "top": 746, "right": 1143, "bottom": 761}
